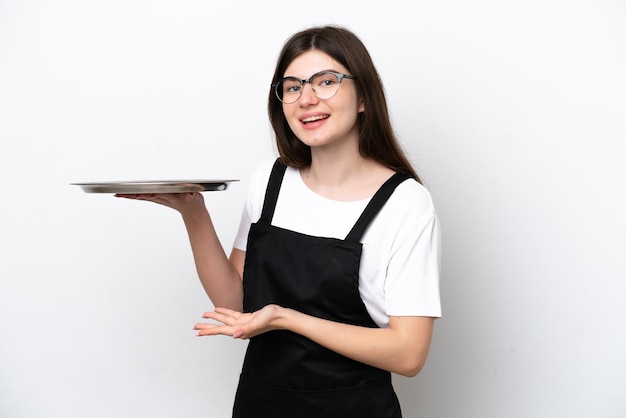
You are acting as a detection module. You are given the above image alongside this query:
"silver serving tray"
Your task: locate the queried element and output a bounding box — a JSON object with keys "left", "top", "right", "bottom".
{"left": 72, "top": 180, "right": 238, "bottom": 194}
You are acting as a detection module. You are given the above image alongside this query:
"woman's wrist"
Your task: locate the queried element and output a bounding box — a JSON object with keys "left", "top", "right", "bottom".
{"left": 181, "top": 202, "right": 210, "bottom": 225}
{"left": 271, "top": 305, "right": 293, "bottom": 331}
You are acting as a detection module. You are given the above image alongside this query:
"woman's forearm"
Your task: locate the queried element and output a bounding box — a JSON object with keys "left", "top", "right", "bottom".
{"left": 274, "top": 307, "right": 434, "bottom": 377}
{"left": 182, "top": 207, "right": 243, "bottom": 311}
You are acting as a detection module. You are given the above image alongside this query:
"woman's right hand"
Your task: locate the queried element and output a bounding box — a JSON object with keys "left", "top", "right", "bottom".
{"left": 115, "top": 191, "right": 206, "bottom": 216}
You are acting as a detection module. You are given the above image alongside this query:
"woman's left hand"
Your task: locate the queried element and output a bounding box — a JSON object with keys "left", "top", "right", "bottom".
{"left": 194, "top": 305, "right": 280, "bottom": 339}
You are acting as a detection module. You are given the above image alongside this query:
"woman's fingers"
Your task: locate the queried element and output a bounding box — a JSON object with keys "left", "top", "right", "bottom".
{"left": 196, "top": 305, "right": 279, "bottom": 340}
{"left": 202, "top": 308, "right": 244, "bottom": 327}
{"left": 193, "top": 320, "right": 243, "bottom": 338}
{"left": 196, "top": 308, "right": 249, "bottom": 338}
{"left": 210, "top": 307, "right": 242, "bottom": 318}
{"left": 193, "top": 322, "right": 235, "bottom": 337}
{"left": 115, "top": 192, "right": 202, "bottom": 212}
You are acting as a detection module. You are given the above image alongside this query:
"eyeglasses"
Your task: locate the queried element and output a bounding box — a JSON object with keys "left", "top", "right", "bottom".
{"left": 272, "top": 71, "right": 355, "bottom": 104}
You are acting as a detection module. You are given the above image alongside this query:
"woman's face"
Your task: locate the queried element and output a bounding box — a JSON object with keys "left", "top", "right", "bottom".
{"left": 281, "top": 50, "right": 364, "bottom": 151}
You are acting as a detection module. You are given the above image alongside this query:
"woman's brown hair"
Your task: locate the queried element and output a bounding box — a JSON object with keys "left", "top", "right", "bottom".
{"left": 268, "top": 25, "right": 422, "bottom": 183}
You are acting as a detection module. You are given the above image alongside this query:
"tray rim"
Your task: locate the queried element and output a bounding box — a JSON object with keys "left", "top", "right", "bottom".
{"left": 71, "top": 179, "right": 239, "bottom": 194}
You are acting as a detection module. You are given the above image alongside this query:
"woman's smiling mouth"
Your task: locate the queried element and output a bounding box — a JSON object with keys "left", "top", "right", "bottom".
{"left": 301, "top": 114, "right": 330, "bottom": 124}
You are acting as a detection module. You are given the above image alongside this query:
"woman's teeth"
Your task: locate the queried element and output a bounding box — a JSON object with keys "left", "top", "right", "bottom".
{"left": 302, "top": 115, "right": 329, "bottom": 124}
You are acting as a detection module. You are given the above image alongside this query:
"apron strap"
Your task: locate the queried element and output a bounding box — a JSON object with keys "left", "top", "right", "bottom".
{"left": 258, "top": 158, "right": 288, "bottom": 225}
{"left": 345, "top": 172, "right": 410, "bottom": 242}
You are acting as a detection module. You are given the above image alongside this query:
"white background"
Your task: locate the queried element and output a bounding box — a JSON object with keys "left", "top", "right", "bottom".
{"left": 1, "top": 1, "right": 625, "bottom": 417}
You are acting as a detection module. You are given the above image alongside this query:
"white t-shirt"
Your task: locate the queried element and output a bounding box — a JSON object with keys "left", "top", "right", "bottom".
{"left": 234, "top": 159, "right": 441, "bottom": 327}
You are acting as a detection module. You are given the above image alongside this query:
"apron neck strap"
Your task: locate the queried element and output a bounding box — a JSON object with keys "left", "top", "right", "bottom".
{"left": 345, "top": 172, "right": 410, "bottom": 242}
{"left": 258, "top": 158, "right": 287, "bottom": 225}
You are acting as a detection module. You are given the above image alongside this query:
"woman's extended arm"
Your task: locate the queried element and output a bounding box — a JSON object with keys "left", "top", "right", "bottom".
{"left": 115, "top": 192, "right": 244, "bottom": 310}
{"left": 181, "top": 205, "right": 244, "bottom": 310}
{"left": 195, "top": 305, "right": 434, "bottom": 377}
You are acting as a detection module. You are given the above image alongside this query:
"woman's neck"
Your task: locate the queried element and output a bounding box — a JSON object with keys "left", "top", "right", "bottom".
{"left": 301, "top": 151, "right": 394, "bottom": 201}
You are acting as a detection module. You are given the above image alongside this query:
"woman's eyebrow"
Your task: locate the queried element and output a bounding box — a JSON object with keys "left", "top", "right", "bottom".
{"left": 282, "top": 69, "right": 340, "bottom": 79}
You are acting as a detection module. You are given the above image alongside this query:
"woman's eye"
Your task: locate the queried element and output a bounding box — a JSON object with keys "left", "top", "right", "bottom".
{"left": 314, "top": 74, "right": 338, "bottom": 88}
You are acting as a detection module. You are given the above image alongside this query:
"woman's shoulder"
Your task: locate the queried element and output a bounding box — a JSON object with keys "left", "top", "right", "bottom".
{"left": 388, "top": 176, "right": 436, "bottom": 217}
{"left": 249, "top": 158, "right": 281, "bottom": 188}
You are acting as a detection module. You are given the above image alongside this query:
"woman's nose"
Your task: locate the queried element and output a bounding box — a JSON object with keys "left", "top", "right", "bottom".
{"left": 298, "top": 82, "right": 319, "bottom": 106}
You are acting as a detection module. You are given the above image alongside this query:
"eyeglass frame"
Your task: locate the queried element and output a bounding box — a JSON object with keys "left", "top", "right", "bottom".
{"left": 271, "top": 70, "right": 355, "bottom": 104}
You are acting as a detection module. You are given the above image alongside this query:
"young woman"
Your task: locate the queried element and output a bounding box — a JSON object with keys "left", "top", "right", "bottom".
{"left": 118, "top": 25, "right": 441, "bottom": 418}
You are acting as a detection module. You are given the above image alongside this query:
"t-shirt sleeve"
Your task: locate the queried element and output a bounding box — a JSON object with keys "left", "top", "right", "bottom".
{"left": 384, "top": 185, "right": 442, "bottom": 318}
{"left": 232, "top": 159, "right": 275, "bottom": 251}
